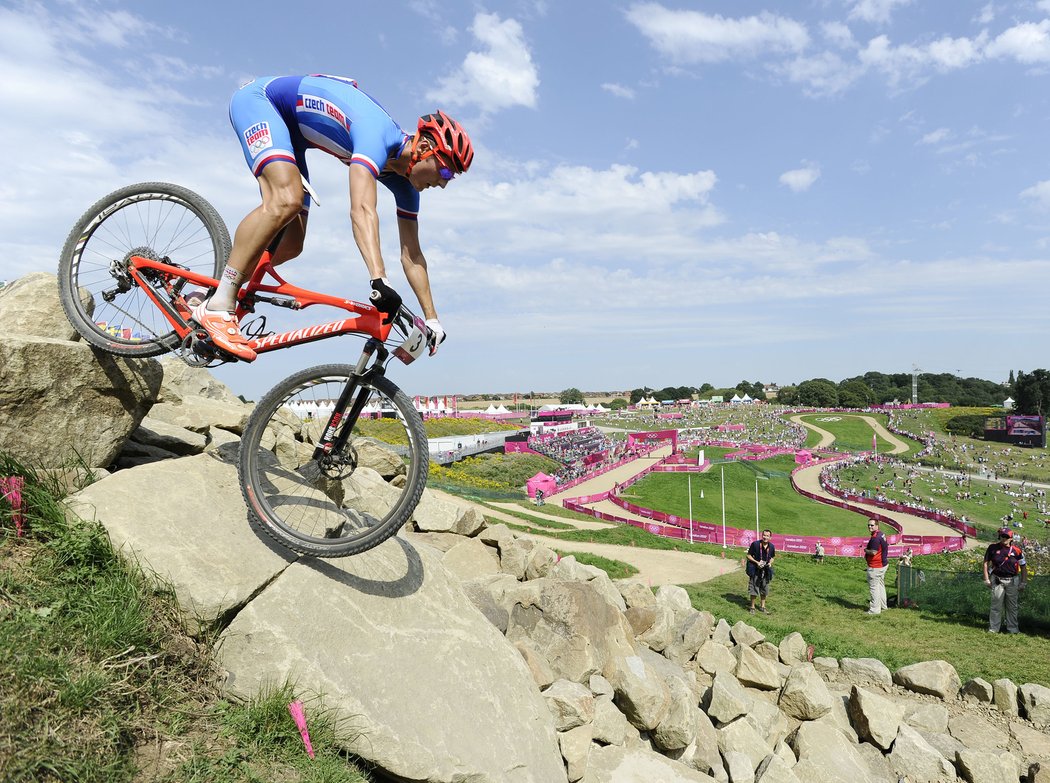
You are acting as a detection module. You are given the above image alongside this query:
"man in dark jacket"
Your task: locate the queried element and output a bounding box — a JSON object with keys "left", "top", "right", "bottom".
{"left": 746, "top": 529, "right": 776, "bottom": 614}
{"left": 864, "top": 520, "right": 889, "bottom": 615}
{"left": 983, "top": 527, "right": 1028, "bottom": 633}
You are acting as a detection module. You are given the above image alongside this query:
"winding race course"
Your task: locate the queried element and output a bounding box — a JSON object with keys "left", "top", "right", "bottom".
{"left": 434, "top": 415, "right": 965, "bottom": 586}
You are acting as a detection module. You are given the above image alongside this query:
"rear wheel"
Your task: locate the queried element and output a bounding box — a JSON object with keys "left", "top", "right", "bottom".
{"left": 57, "top": 182, "right": 230, "bottom": 356}
{"left": 239, "top": 365, "right": 429, "bottom": 558}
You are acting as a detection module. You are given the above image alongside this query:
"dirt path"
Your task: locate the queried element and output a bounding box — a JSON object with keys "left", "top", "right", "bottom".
{"left": 791, "top": 413, "right": 909, "bottom": 455}
{"left": 790, "top": 414, "right": 835, "bottom": 448}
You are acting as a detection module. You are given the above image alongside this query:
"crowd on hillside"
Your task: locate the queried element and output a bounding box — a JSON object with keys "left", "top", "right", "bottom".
{"left": 529, "top": 427, "right": 633, "bottom": 485}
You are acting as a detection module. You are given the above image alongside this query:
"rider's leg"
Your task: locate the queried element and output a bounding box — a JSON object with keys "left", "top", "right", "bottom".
{"left": 208, "top": 161, "right": 304, "bottom": 311}
{"left": 270, "top": 212, "right": 308, "bottom": 266}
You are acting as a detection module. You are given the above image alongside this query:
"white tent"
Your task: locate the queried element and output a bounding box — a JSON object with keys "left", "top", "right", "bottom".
{"left": 495, "top": 404, "right": 509, "bottom": 414}
{"left": 730, "top": 394, "right": 742, "bottom": 403}
{"left": 484, "top": 404, "right": 498, "bottom": 414}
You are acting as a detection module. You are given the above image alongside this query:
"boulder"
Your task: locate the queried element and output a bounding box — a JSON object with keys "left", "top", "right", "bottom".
{"left": 777, "top": 631, "right": 808, "bottom": 666}
{"left": 789, "top": 720, "right": 878, "bottom": 783}
{"left": 559, "top": 724, "right": 592, "bottom": 782}
{"left": 893, "top": 660, "right": 961, "bottom": 700}
{"left": 847, "top": 686, "right": 904, "bottom": 751}
{"left": 582, "top": 743, "right": 719, "bottom": 782}
{"left": 544, "top": 679, "right": 595, "bottom": 731}
{"left": 993, "top": 678, "right": 1020, "bottom": 717}
{"left": 552, "top": 557, "right": 627, "bottom": 613}
{"left": 839, "top": 657, "right": 892, "bottom": 688}
{"left": 655, "top": 584, "right": 694, "bottom": 625}
{"left": 506, "top": 578, "right": 635, "bottom": 684}
{"left": 635, "top": 605, "right": 677, "bottom": 652}
{"left": 712, "top": 618, "right": 733, "bottom": 646}
{"left": 717, "top": 717, "right": 774, "bottom": 770}
{"left": 412, "top": 489, "right": 486, "bottom": 536}
{"left": 729, "top": 620, "right": 765, "bottom": 648}
{"left": 706, "top": 670, "right": 752, "bottom": 726}
{"left": 904, "top": 702, "right": 950, "bottom": 734}
{"left": 664, "top": 611, "right": 714, "bottom": 665}
{"left": 130, "top": 416, "right": 208, "bottom": 456}
{"left": 695, "top": 639, "right": 737, "bottom": 676}
{"left": 65, "top": 453, "right": 289, "bottom": 633}
{"left": 605, "top": 652, "right": 672, "bottom": 731}
{"left": 1020, "top": 683, "right": 1050, "bottom": 725}
{"left": 889, "top": 723, "right": 956, "bottom": 783}
{"left": 617, "top": 579, "right": 656, "bottom": 610}
{"left": 955, "top": 749, "right": 1022, "bottom": 783}
{"left": 948, "top": 713, "right": 1009, "bottom": 750}
{"left": 960, "top": 677, "right": 995, "bottom": 704}
{"left": 157, "top": 357, "right": 245, "bottom": 406}
{"left": 217, "top": 539, "right": 567, "bottom": 783}
{"left": 651, "top": 677, "right": 698, "bottom": 751}
{"left": 721, "top": 750, "right": 755, "bottom": 783}
{"left": 1011, "top": 720, "right": 1050, "bottom": 760}
{"left": 0, "top": 336, "right": 161, "bottom": 467}
{"left": 0, "top": 272, "right": 84, "bottom": 339}
{"left": 755, "top": 752, "right": 802, "bottom": 783}
{"left": 732, "top": 644, "right": 781, "bottom": 691}
{"left": 148, "top": 396, "right": 248, "bottom": 434}
{"left": 592, "top": 696, "right": 630, "bottom": 746}
{"left": 778, "top": 663, "right": 834, "bottom": 721}
{"left": 441, "top": 537, "right": 501, "bottom": 581}
{"left": 515, "top": 638, "right": 556, "bottom": 689}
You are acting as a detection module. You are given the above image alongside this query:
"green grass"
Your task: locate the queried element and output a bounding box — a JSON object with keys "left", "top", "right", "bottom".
{"left": 623, "top": 457, "right": 873, "bottom": 537}
{"left": 556, "top": 551, "right": 639, "bottom": 580}
{"left": 795, "top": 413, "right": 923, "bottom": 456}
{"left": 0, "top": 454, "right": 370, "bottom": 783}
{"left": 832, "top": 461, "right": 1049, "bottom": 541}
{"left": 682, "top": 551, "right": 1050, "bottom": 686}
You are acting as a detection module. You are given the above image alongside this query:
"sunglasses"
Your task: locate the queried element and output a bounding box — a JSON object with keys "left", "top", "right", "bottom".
{"left": 419, "top": 148, "right": 456, "bottom": 181}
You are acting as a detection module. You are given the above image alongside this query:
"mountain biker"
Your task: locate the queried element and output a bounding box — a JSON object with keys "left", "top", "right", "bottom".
{"left": 194, "top": 74, "right": 474, "bottom": 362}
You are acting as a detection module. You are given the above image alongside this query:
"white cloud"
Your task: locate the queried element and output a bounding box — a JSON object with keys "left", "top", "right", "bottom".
{"left": 624, "top": 3, "right": 809, "bottom": 64}
{"left": 821, "top": 21, "right": 856, "bottom": 49}
{"left": 985, "top": 20, "right": 1050, "bottom": 63}
{"left": 779, "top": 51, "right": 863, "bottom": 96}
{"left": 848, "top": 0, "right": 913, "bottom": 26}
{"left": 601, "top": 82, "right": 636, "bottom": 99}
{"left": 779, "top": 162, "right": 821, "bottom": 192}
{"left": 1020, "top": 180, "right": 1050, "bottom": 209}
{"left": 427, "top": 13, "right": 539, "bottom": 113}
{"left": 920, "top": 128, "right": 951, "bottom": 145}
{"left": 973, "top": 3, "right": 998, "bottom": 25}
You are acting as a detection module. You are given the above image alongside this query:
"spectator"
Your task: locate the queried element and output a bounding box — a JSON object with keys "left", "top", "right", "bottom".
{"left": 864, "top": 520, "right": 889, "bottom": 616}
{"left": 983, "top": 527, "right": 1028, "bottom": 634}
{"left": 746, "top": 529, "right": 776, "bottom": 614}
{"left": 814, "top": 540, "right": 825, "bottom": 564}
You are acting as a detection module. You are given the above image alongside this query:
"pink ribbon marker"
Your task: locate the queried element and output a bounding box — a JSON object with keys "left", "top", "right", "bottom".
{"left": 1, "top": 477, "right": 24, "bottom": 538}
{"left": 287, "top": 700, "right": 315, "bottom": 759}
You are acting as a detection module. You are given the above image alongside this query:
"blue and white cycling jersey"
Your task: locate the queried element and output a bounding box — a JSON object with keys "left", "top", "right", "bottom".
{"left": 229, "top": 75, "right": 419, "bottom": 219}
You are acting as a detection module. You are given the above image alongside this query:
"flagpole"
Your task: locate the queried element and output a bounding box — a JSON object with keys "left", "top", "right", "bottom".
{"left": 755, "top": 478, "right": 759, "bottom": 536}
{"left": 688, "top": 475, "right": 694, "bottom": 544}
{"left": 720, "top": 466, "right": 727, "bottom": 550}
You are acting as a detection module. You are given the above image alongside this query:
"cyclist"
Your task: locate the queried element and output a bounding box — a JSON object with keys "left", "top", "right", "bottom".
{"left": 194, "top": 74, "right": 474, "bottom": 362}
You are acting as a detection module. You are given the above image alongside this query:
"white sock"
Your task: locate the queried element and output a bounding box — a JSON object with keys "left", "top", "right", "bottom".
{"left": 208, "top": 266, "right": 246, "bottom": 312}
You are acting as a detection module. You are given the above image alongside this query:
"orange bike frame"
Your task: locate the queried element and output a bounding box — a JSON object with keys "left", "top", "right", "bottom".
{"left": 126, "top": 251, "right": 392, "bottom": 356}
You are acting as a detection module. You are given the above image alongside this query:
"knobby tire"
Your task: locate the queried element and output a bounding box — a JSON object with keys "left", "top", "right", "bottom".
{"left": 57, "top": 182, "right": 230, "bottom": 357}
{"left": 239, "top": 364, "right": 429, "bottom": 557}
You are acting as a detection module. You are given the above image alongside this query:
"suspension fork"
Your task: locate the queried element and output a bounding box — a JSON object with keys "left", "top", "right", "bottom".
{"left": 312, "top": 338, "right": 390, "bottom": 460}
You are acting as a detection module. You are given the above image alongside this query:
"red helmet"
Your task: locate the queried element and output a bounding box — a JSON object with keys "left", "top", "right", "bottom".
{"left": 418, "top": 111, "right": 474, "bottom": 173}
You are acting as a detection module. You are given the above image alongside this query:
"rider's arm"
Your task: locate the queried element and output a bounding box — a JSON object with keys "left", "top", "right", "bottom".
{"left": 397, "top": 217, "right": 438, "bottom": 321}
{"left": 348, "top": 164, "right": 387, "bottom": 280}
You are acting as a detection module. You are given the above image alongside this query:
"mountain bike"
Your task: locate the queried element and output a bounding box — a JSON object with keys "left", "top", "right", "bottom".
{"left": 58, "top": 182, "right": 434, "bottom": 557}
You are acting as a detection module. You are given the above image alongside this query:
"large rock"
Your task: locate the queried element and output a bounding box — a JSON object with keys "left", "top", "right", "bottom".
{"left": 582, "top": 743, "right": 719, "bottom": 782}
{"left": 157, "top": 357, "right": 246, "bottom": 406}
{"left": 733, "top": 643, "right": 781, "bottom": 691}
{"left": 131, "top": 416, "right": 208, "bottom": 456}
{"left": 1021, "top": 683, "right": 1050, "bottom": 725}
{"left": 789, "top": 720, "right": 879, "bottom": 783}
{"left": 0, "top": 272, "right": 84, "bottom": 340}
{"left": 544, "top": 679, "right": 595, "bottom": 731}
{"left": 217, "top": 539, "right": 567, "bottom": 783}
{"left": 148, "top": 397, "right": 248, "bottom": 435}
{"left": 506, "top": 578, "right": 635, "bottom": 684}
{"left": 412, "top": 489, "right": 485, "bottom": 536}
{"left": 889, "top": 723, "right": 956, "bottom": 783}
{"left": 955, "top": 749, "right": 1022, "bottom": 783}
{"left": 778, "top": 663, "right": 834, "bottom": 721}
{"left": 65, "top": 453, "right": 290, "bottom": 631}
{"left": 893, "top": 660, "right": 961, "bottom": 700}
{"left": 706, "top": 670, "right": 752, "bottom": 726}
{"left": 605, "top": 652, "right": 672, "bottom": 731}
{"left": 717, "top": 717, "right": 774, "bottom": 770}
{"left": 839, "top": 657, "right": 892, "bottom": 687}
{"left": 778, "top": 631, "right": 808, "bottom": 666}
{"left": 948, "top": 713, "right": 1009, "bottom": 750}
{"left": 0, "top": 336, "right": 161, "bottom": 467}
{"left": 847, "top": 685, "right": 904, "bottom": 751}
{"left": 993, "top": 678, "right": 1020, "bottom": 717}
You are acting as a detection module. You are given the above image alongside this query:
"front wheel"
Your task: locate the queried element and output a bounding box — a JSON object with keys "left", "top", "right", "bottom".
{"left": 57, "top": 182, "right": 230, "bottom": 357}
{"left": 239, "top": 365, "right": 429, "bottom": 557}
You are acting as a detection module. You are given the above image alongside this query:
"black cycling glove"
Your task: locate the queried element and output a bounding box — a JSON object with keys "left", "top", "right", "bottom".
{"left": 369, "top": 277, "right": 402, "bottom": 324}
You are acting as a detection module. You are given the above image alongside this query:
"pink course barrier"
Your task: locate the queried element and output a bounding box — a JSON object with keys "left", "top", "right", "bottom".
{"left": 560, "top": 448, "right": 967, "bottom": 558}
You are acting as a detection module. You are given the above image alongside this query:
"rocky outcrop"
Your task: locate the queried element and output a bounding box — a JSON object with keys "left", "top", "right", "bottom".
{"left": 5, "top": 267, "right": 1049, "bottom": 783}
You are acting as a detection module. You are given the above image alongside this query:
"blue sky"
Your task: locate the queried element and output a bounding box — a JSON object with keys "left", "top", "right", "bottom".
{"left": 2, "top": 0, "right": 1049, "bottom": 400}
